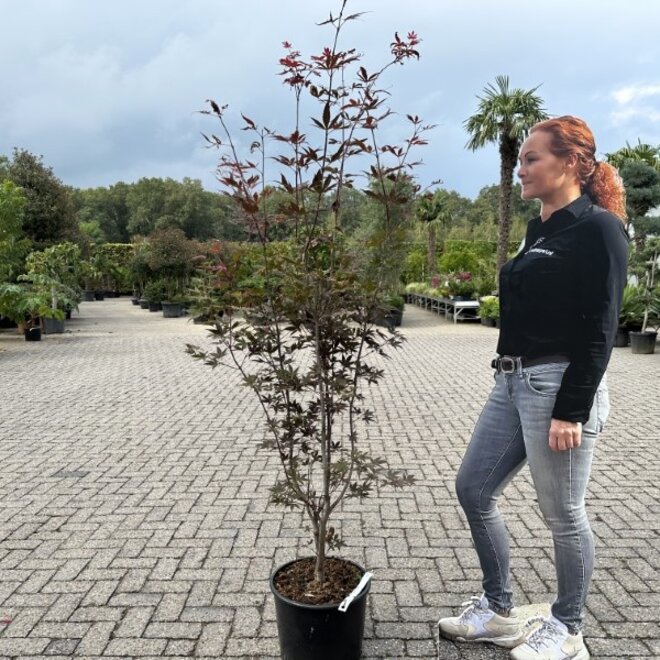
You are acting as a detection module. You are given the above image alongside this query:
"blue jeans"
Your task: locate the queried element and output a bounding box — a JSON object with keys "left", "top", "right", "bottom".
{"left": 456, "top": 361, "right": 609, "bottom": 633}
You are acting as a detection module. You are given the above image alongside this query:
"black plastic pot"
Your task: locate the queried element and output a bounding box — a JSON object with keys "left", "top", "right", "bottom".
{"left": 630, "top": 330, "right": 657, "bottom": 354}
{"left": 481, "top": 317, "right": 496, "bottom": 327}
{"left": 24, "top": 327, "right": 42, "bottom": 341}
{"left": 270, "top": 558, "right": 370, "bottom": 660}
{"left": 131, "top": 297, "right": 140, "bottom": 306}
{"left": 148, "top": 302, "right": 162, "bottom": 312}
{"left": 82, "top": 290, "right": 95, "bottom": 302}
{"left": 139, "top": 298, "right": 150, "bottom": 310}
{"left": 614, "top": 327, "right": 630, "bottom": 347}
{"left": 162, "top": 302, "right": 184, "bottom": 318}
{"left": 43, "top": 317, "right": 65, "bottom": 334}
{"left": 94, "top": 291, "right": 105, "bottom": 301}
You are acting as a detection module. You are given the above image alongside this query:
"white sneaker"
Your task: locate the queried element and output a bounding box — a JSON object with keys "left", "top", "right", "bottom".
{"left": 510, "top": 616, "right": 590, "bottom": 660}
{"left": 437, "top": 594, "right": 528, "bottom": 649}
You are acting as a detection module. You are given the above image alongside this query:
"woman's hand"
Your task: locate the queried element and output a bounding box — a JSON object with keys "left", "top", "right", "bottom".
{"left": 549, "top": 418, "right": 582, "bottom": 452}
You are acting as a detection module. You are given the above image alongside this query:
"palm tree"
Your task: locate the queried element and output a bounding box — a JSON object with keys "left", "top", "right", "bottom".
{"left": 415, "top": 195, "right": 443, "bottom": 277}
{"left": 464, "top": 75, "right": 548, "bottom": 278}
{"left": 605, "top": 139, "right": 660, "bottom": 173}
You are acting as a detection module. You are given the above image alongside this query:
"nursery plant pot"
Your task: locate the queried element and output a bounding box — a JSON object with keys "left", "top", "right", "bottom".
{"left": 82, "top": 290, "right": 95, "bottom": 302}
{"left": 148, "top": 302, "right": 162, "bottom": 312}
{"left": 131, "top": 297, "right": 140, "bottom": 306}
{"left": 614, "top": 326, "right": 630, "bottom": 348}
{"left": 495, "top": 318, "right": 501, "bottom": 329}
{"left": 24, "top": 327, "right": 42, "bottom": 341}
{"left": 630, "top": 330, "right": 657, "bottom": 354}
{"left": 65, "top": 308, "right": 72, "bottom": 320}
{"left": 94, "top": 291, "right": 105, "bottom": 301}
{"left": 162, "top": 302, "right": 184, "bottom": 318}
{"left": 139, "top": 298, "right": 150, "bottom": 310}
{"left": 270, "top": 557, "right": 370, "bottom": 660}
{"left": 43, "top": 317, "right": 65, "bottom": 334}
{"left": 481, "top": 317, "right": 496, "bottom": 327}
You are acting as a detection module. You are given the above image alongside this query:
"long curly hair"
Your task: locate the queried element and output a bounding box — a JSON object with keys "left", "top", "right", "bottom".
{"left": 530, "top": 115, "right": 627, "bottom": 223}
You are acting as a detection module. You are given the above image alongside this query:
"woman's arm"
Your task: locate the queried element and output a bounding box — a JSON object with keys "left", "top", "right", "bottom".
{"left": 552, "top": 212, "right": 629, "bottom": 424}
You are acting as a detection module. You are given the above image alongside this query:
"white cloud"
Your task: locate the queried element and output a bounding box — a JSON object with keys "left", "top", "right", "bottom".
{"left": 611, "top": 83, "right": 660, "bottom": 106}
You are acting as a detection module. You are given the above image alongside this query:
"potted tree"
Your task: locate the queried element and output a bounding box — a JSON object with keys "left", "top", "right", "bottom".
{"left": 629, "top": 237, "right": 659, "bottom": 354}
{"left": 479, "top": 295, "right": 499, "bottom": 327}
{"left": 0, "top": 283, "right": 62, "bottom": 341}
{"left": 146, "top": 228, "right": 195, "bottom": 318}
{"left": 21, "top": 242, "right": 81, "bottom": 334}
{"left": 447, "top": 271, "right": 476, "bottom": 300}
{"left": 615, "top": 284, "right": 643, "bottom": 347}
{"left": 143, "top": 279, "right": 165, "bottom": 312}
{"left": 186, "top": 6, "right": 425, "bottom": 658}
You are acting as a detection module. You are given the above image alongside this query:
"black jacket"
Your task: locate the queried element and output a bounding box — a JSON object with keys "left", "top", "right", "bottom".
{"left": 497, "top": 193, "right": 629, "bottom": 423}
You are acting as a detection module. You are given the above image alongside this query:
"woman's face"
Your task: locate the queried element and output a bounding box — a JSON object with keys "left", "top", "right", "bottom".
{"left": 517, "top": 130, "right": 575, "bottom": 201}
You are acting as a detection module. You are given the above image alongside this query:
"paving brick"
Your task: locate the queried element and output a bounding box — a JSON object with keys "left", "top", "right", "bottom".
{"left": 0, "top": 301, "right": 657, "bottom": 659}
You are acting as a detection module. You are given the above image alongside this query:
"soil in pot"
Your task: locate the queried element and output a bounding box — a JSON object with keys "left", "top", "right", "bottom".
{"left": 274, "top": 557, "right": 361, "bottom": 605}
{"left": 630, "top": 330, "right": 657, "bottom": 354}
{"left": 271, "top": 557, "right": 369, "bottom": 660}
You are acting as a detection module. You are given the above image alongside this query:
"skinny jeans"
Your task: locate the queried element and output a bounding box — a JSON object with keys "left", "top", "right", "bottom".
{"left": 456, "top": 361, "right": 609, "bottom": 633}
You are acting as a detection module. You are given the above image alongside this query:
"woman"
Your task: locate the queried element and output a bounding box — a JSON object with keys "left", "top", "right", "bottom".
{"left": 438, "top": 116, "right": 629, "bottom": 660}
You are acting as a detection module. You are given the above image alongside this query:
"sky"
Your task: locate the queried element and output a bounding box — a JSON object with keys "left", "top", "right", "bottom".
{"left": 2, "top": 0, "right": 660, "bottom": 200}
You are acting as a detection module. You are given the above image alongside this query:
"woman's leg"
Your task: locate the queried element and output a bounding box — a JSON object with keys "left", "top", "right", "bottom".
{"left": 456, "top": 371, "right": 528, "bottom": 614}
{"left": 514, "top": 365, "right": 605, "bottom": 633}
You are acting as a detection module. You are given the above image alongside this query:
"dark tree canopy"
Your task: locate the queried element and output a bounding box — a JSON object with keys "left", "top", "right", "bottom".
{"left": 0, "top": 149, "right": 80, "bottom": 249}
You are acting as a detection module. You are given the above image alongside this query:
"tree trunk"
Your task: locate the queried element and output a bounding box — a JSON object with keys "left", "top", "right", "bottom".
{"left": 496, "top": 136, "right": 519, "bottom": 288}
{"left": 427, "top": 225, "right": 437, "bottom": 277}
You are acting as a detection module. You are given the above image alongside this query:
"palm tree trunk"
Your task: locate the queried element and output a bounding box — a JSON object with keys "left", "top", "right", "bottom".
{"left": 427, "top": 225, "right": 437, "bottom": 277}
{"left": 496, "top": 136, "right": 519, "bottom": 284}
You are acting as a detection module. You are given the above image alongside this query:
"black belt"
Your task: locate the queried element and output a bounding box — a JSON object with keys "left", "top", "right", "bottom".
{"left": 491, "top": 354, "right": 570, "bottom": 373}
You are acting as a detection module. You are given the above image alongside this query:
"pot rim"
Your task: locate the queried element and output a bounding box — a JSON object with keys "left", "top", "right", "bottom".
{"left": 269, "top": 556, "right": 371, "bottom": 611}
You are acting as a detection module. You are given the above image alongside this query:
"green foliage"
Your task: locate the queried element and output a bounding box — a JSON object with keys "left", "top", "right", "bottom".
{"left": 145, "top": 227, "right": 197, "bottom": 300}
{"left": 143, "top": 279, "right": 165, "bottom": 304}
{"left": 95, "top": 243, "right": 134, "bottom": 292}
{"left": 606, "top": 139, "right": 660, "bottom": 174}
{"left": 2, "top": 149, "right": 80, "bottom": 249}
{"left": 621, "top": 161, "right": 660, "bottom": 219}
{"left": 405, "top": 281, "right": 429, "bottom": 294}
{"left": 21, "top": 242, "right": 82, "bottom": 312}
{"left": 0, "top": 282, "right": 63, "bottom": 327}
{"left": 479, "top": 295, "right": 500, "bottom": 319}
{"left": 619, "top": 284, "right": 644, "bottom": 329}
{"left": 402, "top": 246, "right": 426, "bottom": 283}
{"left": 0, "top": 180, "right": 31, "bottom": 282}
{"left": 122, "top": 177, "right": 237, "bottom": 240}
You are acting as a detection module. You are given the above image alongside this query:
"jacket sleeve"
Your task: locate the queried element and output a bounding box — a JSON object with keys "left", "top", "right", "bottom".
{"left": 552, "top": 213, "right": 629, "bottom": 423}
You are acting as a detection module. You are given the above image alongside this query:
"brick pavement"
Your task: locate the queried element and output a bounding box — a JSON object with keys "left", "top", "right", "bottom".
{"left": 0, "top": 299, "right": 658, "bottom": 659}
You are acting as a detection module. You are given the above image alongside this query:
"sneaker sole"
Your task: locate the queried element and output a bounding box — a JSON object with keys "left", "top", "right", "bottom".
{"left": 510, "top": 644, "right": 590, "bottom": 660}
{"left": 438, "top": 627, "right": 526, "bottom": 649}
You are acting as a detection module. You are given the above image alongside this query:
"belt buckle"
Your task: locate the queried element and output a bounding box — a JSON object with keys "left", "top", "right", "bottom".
{"left": 499, "top": 356, "right": 517, "bottom": 374}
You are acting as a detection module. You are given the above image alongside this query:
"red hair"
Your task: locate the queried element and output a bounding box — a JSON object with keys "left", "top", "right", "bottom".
{"left": 530, "top": 116, "right": 627, "bottom": 223}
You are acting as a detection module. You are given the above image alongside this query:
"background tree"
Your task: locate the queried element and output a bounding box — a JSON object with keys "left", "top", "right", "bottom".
{"left": 620, "top": 161, "right": 660, "bottom": 220}
{"left": 0, "top": 180, "right": 30, "bottom": 283}
{"left": 464, "top": 75, "right": 547, "bottom": 277}
{"left": 605, "top": 139, "right": 660, "bottom": 174}
{"left": 0, "top": 149, "right": 80, "bottom": 249}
